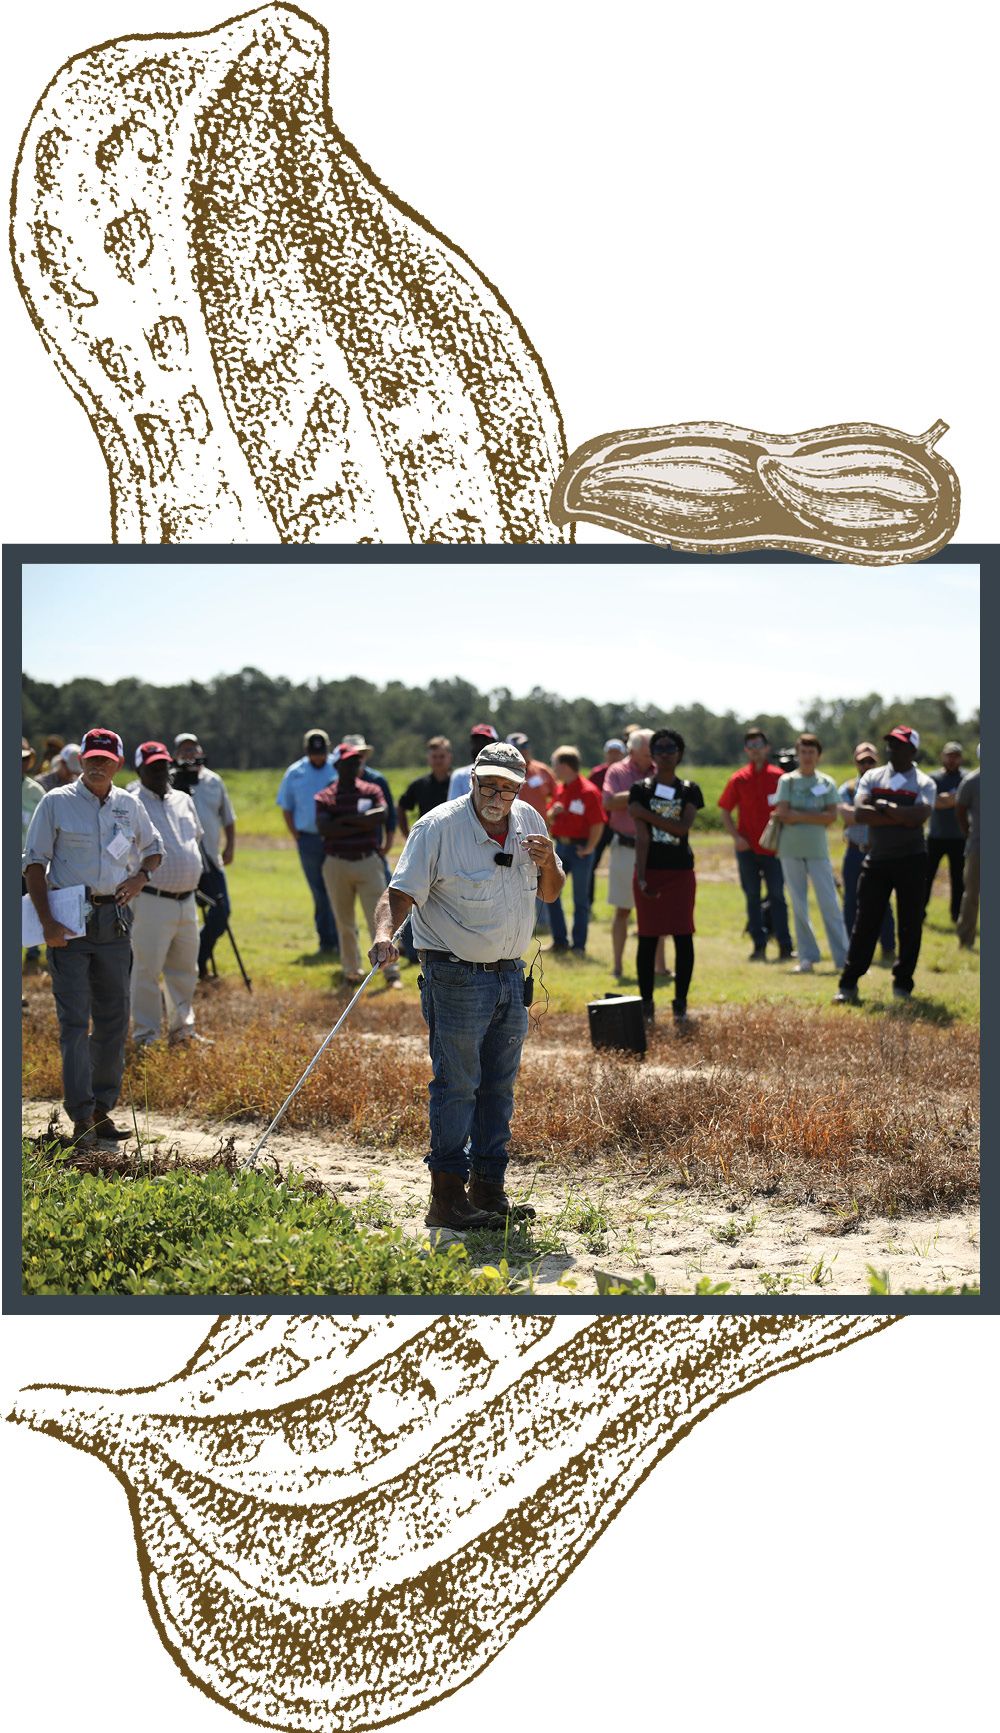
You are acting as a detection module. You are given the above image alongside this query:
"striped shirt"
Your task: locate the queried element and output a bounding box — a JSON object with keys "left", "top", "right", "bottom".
{"left": 129, "top": 784, "right": 204, "bottom": 892}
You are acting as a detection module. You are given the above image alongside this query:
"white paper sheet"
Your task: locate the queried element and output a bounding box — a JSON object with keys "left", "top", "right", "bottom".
{"left": 21, "top": 884, "right": 86, "bottom": 946}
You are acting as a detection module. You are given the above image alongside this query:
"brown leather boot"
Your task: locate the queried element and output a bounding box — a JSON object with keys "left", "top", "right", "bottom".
{"left": 467, "top": 1176, "right": 537, "bottom": 1220}
{"left": 425, "top": 1172, "right": 504, "bottom": 1231}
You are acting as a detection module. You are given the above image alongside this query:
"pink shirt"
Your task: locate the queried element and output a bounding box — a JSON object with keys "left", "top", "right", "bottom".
{"left": 602, "top": 757, "right": 651, "bottom": 837}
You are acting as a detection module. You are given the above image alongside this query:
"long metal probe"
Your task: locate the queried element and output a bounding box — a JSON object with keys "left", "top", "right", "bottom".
{"left": 239, "top": 923, "right": 408, "bottom": 1169}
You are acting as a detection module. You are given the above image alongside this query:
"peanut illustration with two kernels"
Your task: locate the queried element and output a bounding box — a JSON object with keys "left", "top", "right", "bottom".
{"left": 550, "top": 419, "right": 959, "bottom": 563}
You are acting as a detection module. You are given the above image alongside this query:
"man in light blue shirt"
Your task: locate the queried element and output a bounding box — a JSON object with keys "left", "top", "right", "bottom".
{"left": 23, "top": 726, "right": 163, "bottom": 1148}
{"left": 276, "top": 729, "right": 338, "bottom": 952}
{"left": 371, "top": 741, "right": 564, "bottom": 1232}
{"left": 447, "top": 723, "right": 499, "bottom": 800}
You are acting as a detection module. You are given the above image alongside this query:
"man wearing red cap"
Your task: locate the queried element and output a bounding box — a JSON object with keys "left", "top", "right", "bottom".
{"left": 447, "top": 723, "right": 499, "bottom": 800}
{"left": 23, "top": 728, "right": 163, "bottom": 1146}
{"left": 129, "top": 742, "right": 208, "bottom": 1045}
{"left": 834, "top": 727, "right": 937, "bottom": 1004}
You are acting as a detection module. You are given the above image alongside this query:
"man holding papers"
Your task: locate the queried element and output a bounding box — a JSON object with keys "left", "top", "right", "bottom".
{"left": 22, "top": 727, "right": 162, "bottom": 1149}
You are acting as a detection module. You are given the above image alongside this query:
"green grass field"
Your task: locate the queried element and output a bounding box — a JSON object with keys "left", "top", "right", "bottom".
{"left": 210, "top": 763, "right": 859, "bottom": 840}
{"left": 25, "top": 763, "right": 977, "bottom": 1296}
{"left": 218, "top": 827, "right": 978, "bottom": 1023}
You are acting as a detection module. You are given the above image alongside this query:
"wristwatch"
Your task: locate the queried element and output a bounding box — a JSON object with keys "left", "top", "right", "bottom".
{"left": 138, "top": 864, "right": 152, "bottom": 881}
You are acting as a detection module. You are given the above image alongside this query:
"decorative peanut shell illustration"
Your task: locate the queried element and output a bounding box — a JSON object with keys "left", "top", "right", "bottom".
{"left": 10, "top": 1313, "right": 897, "bottom": 1732}
{"left": 550, "top": 420, "right": 960, "bottom": 563}
{"left": 11, "top": 5, "right": 568, "bottom": 544}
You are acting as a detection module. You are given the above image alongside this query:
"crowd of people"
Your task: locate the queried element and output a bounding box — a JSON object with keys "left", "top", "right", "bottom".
{"left": 21, "top": 715, "right": 981, "bottom": 1178}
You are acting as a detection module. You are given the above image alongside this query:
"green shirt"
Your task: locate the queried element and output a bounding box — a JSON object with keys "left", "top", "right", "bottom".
{"left": 776, "top": 769, "right": 839, "bottom": 860}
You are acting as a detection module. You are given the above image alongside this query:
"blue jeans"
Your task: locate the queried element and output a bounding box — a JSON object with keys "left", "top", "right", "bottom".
{"left": 736, "top": 850, "right": 792, "bottom": 950}
{"left": 296, "top": 832, "right": 338, "bottom": 950}
{"left": 549, "top": 839, "right": 595, "bottom": 949}
{"left": 418, "top": 957, "right": 528, "bottom": 1182}
{"left": 197, "top": 862, "right": 230, "bottom": 973}
{"left": 842, "top": 844, "right": 894, "bottom": 953}
{"left": 781, "top": 854, "right": 849, "bottom": 968}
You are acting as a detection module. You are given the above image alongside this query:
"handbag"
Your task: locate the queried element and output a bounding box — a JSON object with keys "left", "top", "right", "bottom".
{"left": 758, "top": 816, "right": 782, "bottom": 852}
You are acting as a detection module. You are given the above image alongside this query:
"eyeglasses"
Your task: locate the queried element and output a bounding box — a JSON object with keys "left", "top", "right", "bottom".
{"left": 476, "top": 781, "right": 519, "bottom": 799}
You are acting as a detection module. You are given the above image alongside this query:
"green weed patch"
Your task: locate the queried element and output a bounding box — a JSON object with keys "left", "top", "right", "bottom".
{"left": 21, "top": 1141, "right": 510, "bottom": 1297}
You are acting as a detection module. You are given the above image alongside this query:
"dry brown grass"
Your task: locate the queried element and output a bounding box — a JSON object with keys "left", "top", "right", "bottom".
{"left": 21, "top": 977, "right": 978, "bottom": 1221}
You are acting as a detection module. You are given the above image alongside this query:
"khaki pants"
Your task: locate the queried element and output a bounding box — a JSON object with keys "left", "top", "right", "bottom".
{"left": 956, "top": 850, "right": 980, "bottom": 946}
{"left": 321, "top": 852, "right": 391, "bottom": 977}
{"left": 131, "top": 892, "right": 199, "bottom": 1043}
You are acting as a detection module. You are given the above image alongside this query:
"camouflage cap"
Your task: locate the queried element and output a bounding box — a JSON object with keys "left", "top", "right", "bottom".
{"left": 472, "top": 741, "right": 526, "bottom": 784}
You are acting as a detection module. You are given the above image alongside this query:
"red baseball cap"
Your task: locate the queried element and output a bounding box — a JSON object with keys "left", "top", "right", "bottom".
{"left": 884, "top": 726, "right": 920, "bottom": 749}
{"left": 335, "top": 742, "right": 365, "bottom": 760}
{"left": 471, "top": 722, "right": 499, "bottom": 741}
{"left": 80, "top": 727, "right": 124, "bottom": 760}
{"left": 134, "top": 740, "right": 172, "bottom": 767}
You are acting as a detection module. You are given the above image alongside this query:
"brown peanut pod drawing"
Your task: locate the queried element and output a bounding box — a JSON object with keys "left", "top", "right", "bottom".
{"left": 9, "top": 1312, "right": 897, "bottom": 1733}
{"left": 550, "top": 420, "right": 960, "bottom": 564}
{"left": 11, "top": 5, "right": 568, "bottom": 544}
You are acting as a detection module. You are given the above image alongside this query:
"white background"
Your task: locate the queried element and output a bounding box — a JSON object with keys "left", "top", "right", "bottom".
{"left": 3, "top": 7, "right": 992, "bottom": 1731}
{"left": 0, "top": 1317, "right": 994, "bottom": 1733}
{"left": 1, "top": 0, "right": 997, "bottom": 540}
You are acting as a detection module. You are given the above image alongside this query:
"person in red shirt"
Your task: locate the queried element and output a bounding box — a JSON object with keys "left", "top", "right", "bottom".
{"left": 507, "top": 730, "right": 557, "bottom": 934}
{"left": 587, "top": 737, "right": 626, "bottom": 909}
{"left": 718, "top": 727, "right": 794, "bottom": 960}
{"left": 545, "top": 746, "right": 605, "bottom": 952}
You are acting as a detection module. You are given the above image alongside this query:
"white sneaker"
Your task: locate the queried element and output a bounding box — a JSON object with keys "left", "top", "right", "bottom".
{"left": 792, "top": 961, "right": 814, "bottom": 974}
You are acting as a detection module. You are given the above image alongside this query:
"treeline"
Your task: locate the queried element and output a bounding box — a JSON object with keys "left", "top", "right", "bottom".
{"left": 21, "top": 670, "right": 978, "bottom": 769}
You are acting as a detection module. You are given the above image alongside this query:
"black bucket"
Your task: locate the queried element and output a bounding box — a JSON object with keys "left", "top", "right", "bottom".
{"left": 587, "top": 994, "right": 646, "bottom": 1054}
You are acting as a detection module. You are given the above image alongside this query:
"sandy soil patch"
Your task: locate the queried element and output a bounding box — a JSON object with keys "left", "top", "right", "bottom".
{"left": 22, "top": 1101, "right": 978, "bottom": 1298}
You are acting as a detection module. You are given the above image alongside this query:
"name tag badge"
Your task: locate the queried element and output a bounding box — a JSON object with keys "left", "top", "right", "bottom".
{"left": 106, "top": 830, "right": 131, "bottom": 860}
{"left": 568, "top": 798, "right": 585, "bottom": 815}
{"left": 767, "top": 792, "right": 779, "bottom": 806}
{"left": 887, "top": 773, "right": 907, "bottom": 791}
{"left": 528, "top": 774, "right": 545, "bottom": 787}
{"left": 654, "top": 783, "right": 676, "bottom": 799}
{"left": 357, "top": 797, "right": 373, "bottom": 812}
{"left": 811, "top": 781, "right": 827, "bottom": 795}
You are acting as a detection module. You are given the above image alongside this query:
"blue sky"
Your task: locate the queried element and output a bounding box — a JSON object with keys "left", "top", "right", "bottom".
{"left": 23, "top": 562, "right": 980, "bottom": 724}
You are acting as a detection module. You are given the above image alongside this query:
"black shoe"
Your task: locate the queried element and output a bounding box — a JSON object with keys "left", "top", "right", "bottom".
{"left": 748, "top": 947, "right": 767, "bottom": 962}
{"left": 426, "top": 1172, "right": 505, "bottom": 1231}
{"left": 778, "top": 947, "right": 795, "bottom": 961}
{"left": 892, "top": 985, "right": 912, "bottom": 1000}
{"left": 833, "top": 986, "right": 861, "bottom": 1005}
{"left": 672, "top": 1002, "right": 688, "bottom": 1023}
{"left": 60, "top": 1120, "right": 96, "bottom": 1151}
{"left": 641, "top": 999, "right": 655, "bottom": 1024}
{"left": 468, "top": 1176, "right": 537, "bottom": 1220}
{"left": 92, "top": 1114, "right": 131, "bottom": 1142}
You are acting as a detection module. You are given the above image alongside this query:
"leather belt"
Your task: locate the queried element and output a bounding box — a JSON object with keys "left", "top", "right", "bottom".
{"left": 87, "top": 891, "right": 119, "bottom": 904}
{"left": 420, "top": 950, "right": 521, "bottom": 972}
{"left": 612, "top": 833, "right": 635, "bottom": 847}
{"left": 141, "top": 885, "right": 195, "bottom": 900}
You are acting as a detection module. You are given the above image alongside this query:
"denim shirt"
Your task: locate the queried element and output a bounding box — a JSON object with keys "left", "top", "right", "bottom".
{"left": 276, "top": 756, "right": 336, "bottom": 832}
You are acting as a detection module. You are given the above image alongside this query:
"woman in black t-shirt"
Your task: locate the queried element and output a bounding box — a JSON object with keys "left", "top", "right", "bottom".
{"left": 629, "top": 728, "right": 704, "bottom": 1022}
